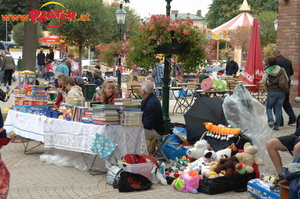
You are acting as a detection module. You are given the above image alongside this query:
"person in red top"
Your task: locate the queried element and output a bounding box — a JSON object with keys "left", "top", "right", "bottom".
{"left": 54, "top": 74, "right": 68, "bottom": 107}
{"left": 96, "top": 79, "right": 121, "bottom": 104}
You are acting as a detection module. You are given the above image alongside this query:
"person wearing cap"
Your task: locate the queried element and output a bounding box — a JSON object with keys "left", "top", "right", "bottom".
{"left": 90, "top": 68, "right": 104, "bottom": 88}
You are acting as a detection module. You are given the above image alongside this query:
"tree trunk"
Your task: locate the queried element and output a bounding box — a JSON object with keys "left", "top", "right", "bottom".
{"left": 78, "top": 44, "right": 83, "bottom": 77}
{"left": 22, "top": 0, "right": 39, "bottom": 72}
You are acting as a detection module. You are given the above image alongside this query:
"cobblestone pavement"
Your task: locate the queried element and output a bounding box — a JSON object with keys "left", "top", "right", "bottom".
{"left": 0, "top": 78, "right": 299, "bottom": 199}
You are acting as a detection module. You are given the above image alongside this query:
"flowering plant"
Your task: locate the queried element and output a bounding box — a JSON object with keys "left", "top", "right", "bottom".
{"left": 125, "top": 14, "right": 209, "bottom": 72}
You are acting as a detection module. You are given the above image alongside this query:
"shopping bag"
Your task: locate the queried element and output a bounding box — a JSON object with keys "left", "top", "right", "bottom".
{"left": 90, "top": 125, "right": 118, "bottom": 159}
{"left": 0, "top": 154, "right": 10, "bottom": 199}
{"left": 106, "top": 165, "right": 123, "bottom": 186}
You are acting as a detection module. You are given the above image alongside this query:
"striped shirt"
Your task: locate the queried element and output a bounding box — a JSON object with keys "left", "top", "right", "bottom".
{"left": 152, "top": 63, "right": 164, "bottom": 83}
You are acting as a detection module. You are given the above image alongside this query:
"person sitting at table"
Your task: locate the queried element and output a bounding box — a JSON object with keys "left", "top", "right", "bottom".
{"left": 54, "top": 74, "right": 68, "bottom": 107}
{"left": 64, "top": 77, "right": 85, "bottom": 106}
{"left": 96, "top": 79, "right": 121, "bottom": 104}
{"left": 140, "top": 81, "right": 165, "bottom": 148}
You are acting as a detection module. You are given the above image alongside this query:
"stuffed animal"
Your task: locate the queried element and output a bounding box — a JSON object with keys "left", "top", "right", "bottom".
{"left": 186, "top": 140, "right": 211, "bottom": 159}
{"left": 214, "top": 144, "right": 238, "bottom": 162}
{"left": 214, "top": 156, "right": 240, "bottom": 178}
{"left": 235, "top": 142, "right": 264, "bottom": 173}
{"left": 201, "top": 161, "right": 219, "bottom": 177}
{"left": 172, "top": 170, "right": 201, "bottom": 194}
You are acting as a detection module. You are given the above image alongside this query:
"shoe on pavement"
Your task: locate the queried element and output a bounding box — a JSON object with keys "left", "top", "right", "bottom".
{"left": 273, "top": 126, "right": 279, "bottom": 130}
{"left": 288, "top": 120, "right": 296, "bottom": 125}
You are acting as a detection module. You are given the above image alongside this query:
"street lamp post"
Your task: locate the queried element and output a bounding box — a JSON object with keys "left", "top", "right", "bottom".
{"left": 115, "top": 3, "right": 127, "bottom": 97}
{"left": 162, "top": 0, "right": 172, "bottom": 133}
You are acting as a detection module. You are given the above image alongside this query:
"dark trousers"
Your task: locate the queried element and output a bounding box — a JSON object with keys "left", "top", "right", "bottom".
{"left": 3, "top": 69, "right": 13, "bottom": 86}
{"left": 0, "top": 109, "right": 7, "bottom": 138}
{"left": 279, "top": 82, "right": 296, "bottom": 125}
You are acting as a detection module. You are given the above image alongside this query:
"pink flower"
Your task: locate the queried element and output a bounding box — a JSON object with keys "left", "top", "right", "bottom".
{"left": 142, "top": 50, "right": 147, "bottom": 53}
{"left": 183, "top": 30, "right": 190, "bottom": 35}
{"left": 149, "top": 26, "right": 154, "bottom": 31}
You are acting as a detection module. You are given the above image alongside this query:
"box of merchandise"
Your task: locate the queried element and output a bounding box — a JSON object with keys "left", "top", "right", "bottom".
{"left": 247, "top": 179, "right": 280, "bottom": 199}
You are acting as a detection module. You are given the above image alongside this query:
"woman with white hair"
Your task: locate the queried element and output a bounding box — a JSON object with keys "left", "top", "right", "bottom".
{"left": 140, "top": 81, "right": 165, "bottom": 143}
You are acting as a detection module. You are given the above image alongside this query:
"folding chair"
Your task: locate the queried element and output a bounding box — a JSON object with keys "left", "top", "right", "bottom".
{"left": 147, "top": 134, "right": 171, "bottom": 163}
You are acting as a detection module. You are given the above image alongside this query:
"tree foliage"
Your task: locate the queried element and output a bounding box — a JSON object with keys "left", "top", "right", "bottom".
{"left": 0, "top": 0, "right": 53, "bottom": 41}
{"left": 228, "top": 26, "right": 252, "bottom": 51}
{"left": 255, "top": 11, "right": 277, "bottom": 47}
{"left": 49, "top": 0, "right": 114, "bottom": 75}
{"left": 12, "top": 22, "right": 44, "bottom": 46}
{"left": 206, "top": 0, "right": 278, "bottom": 29}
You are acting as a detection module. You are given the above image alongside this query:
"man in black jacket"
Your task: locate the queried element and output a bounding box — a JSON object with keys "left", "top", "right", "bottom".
{"left": 140, "top": 81, "right": 165, "bottom": 144}
{"left": 273, "top": 50, "right": 296, "bottom": 125}
{"left": 225, "top": 56, "right": 239, "bottom": 77}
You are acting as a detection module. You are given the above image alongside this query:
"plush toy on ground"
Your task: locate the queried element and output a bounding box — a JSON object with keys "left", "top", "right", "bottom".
{"left": 201, "top": 161, "right": 219, "bottom": 177}
{"left": 186, "top": 140, "right": 211, "bottom": 160}
{"left": 236, "top": 142, "right": 264, "bottom": 173}
{"left": 185, "top": 150, "right": 216, "bottom": 173}
{"left": 214, "top": 156, "right": 240, "bottom": 178}
{"left": 172, "top": 170, "right": 202, "bottom": 194}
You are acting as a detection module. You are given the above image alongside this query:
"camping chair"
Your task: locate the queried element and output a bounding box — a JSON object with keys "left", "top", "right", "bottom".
{"left": 147, "top": 134, "right": 171, "bottom": 163}
{"left": 184, "top": 82, "right": 198, "bottom": 111}
{"left": 254, "top": 82, "right": 267, "bottom": 105}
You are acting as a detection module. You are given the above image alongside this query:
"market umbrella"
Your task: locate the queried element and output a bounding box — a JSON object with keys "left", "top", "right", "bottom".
{"left": 38, "top": 35, "right": 61, "bottom": 45}
{"left": 242, "top": 18, "right": 264, "bottom": 92}
{"left": 184, "top": 97, "right": 227, "bottom": 144}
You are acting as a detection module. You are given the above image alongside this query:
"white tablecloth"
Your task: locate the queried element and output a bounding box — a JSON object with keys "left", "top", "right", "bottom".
{"left": 4, "top": 110, "right": 147, "bottom": 158}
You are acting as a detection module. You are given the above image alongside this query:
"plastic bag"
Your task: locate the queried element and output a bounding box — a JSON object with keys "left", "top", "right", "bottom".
{"left": 157, "top": 143, "right": 188, "bottom": 160}
{"left": 173, "top": 127, "right": 187, "bottom": 142}
{"left": 222, "top": 83, "right": 272, "bottom": 174}
{"left": 166, "top": 134, "right": 183, "bottom": 144}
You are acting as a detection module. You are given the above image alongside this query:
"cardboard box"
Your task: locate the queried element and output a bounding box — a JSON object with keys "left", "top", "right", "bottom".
{"left": 247, "top": 179, "right": 280, "bottom": 199}
{"left": 278, "top": 180, "right": 289, "bottom": 199}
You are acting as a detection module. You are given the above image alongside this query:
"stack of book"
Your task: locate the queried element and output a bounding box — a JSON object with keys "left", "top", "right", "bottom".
{"left": 92, "top": 104, "right": 120, "bottom": 125}
{"left": 119, "top": 104, "right": 143, "bottom": 126}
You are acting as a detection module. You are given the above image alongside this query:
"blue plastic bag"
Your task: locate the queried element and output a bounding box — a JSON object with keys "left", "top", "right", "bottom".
{"left": 157, "top": 143, "right": 187, "bottom": 161}
{"left": 166, "top": 134, "right": 183, "bottom": 144}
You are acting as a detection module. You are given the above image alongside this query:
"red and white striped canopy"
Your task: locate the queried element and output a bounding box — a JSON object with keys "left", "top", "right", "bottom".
{"left": 212, "top": 12, "right": 254, "bottom": 34}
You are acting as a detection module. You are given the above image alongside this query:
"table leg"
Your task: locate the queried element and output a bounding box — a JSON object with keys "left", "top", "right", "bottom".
{"left": 23, "top": 139, "right": 44, "bottom": 155}
{"left": 81, "top": 153, "right": 106, "bottom": 175}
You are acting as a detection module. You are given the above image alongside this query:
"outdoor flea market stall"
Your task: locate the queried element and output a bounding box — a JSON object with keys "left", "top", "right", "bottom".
{"left": 0, "top": 67, "right": 290, "bottom": 198}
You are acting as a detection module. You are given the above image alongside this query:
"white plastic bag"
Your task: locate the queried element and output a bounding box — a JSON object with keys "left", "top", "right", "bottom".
{"left": 222, "top": 83, "right": 272, "bottom": 174}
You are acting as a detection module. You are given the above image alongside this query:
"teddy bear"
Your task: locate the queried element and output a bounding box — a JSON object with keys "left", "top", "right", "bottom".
{"left": 201, "top": 161, "right": 219, "bottom": 177}
{"left": 185, "top": 150, "right": 216, "bottom": 173}
{"left": 214, "top": 156, "right": 240, "bottom": 178}
{"left": 235, "top": 142, "right": 264, "bottom": 173}
{"left": 186, "top": 139, "right": 211, "bottom": 160}
{"left": 172, "top": 170, "right": 202, "bottom": 194}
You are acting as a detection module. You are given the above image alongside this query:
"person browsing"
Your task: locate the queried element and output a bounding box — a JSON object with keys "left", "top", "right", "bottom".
{"left": 273, "top": 50, "right": 297, "bottom": 126}
{"left": 140, "top": 81, "right": 165, "bottom": 142}
{"left": 225, "top": 56, "right": 239, "bottom": 77}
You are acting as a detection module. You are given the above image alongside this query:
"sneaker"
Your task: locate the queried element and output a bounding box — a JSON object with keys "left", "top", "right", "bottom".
{"left": 288, "top": 120, "right": 296, "bottom": 125}
{"left": 269, "top": 123, "right": 274, "bottom": 128}
{"left": 273, "top": 126, "right": 279, "bottom": 130}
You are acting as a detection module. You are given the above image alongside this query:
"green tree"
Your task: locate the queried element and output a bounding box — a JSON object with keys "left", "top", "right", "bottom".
{"left": 105, "top": 3, "right": 140, "bottom": 42}
{"left": 206, "top": 0, "right": 278, "bottom": 29}
{"left": 255, "top": 11, "right": 277, "bottom": 47}
{"left": 49, "top": 0, "right": 114, "bottom": 76}
{"left": 12, "top": 22, "right": 43, "bottom": 46}
{"left": 0, "top": 0, "right": 53, "bottom": 41}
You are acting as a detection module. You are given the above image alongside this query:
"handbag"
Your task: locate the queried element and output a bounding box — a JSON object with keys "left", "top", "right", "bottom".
{"left": 90, "top": 125, "right": 118, "bottom": 159}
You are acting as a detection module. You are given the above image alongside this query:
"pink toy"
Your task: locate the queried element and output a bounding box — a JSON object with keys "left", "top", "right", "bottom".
{"left": 172, "top": 170, "right": 202, "bottom": 194}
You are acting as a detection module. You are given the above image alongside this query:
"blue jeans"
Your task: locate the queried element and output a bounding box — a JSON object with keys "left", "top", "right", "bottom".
{"left": 155, "top": 82, "right": 163, "bottom": 96}
{"left": 266, "top": 91, "right": 285, "bottom": 127}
